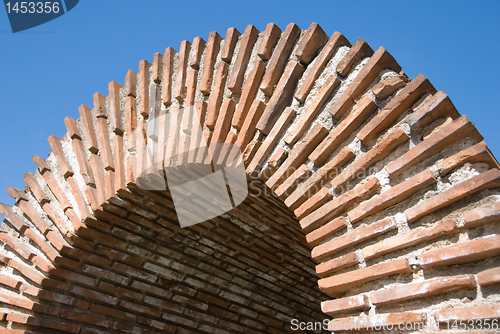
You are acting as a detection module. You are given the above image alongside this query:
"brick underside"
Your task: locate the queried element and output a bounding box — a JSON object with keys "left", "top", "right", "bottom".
{"left": 1, "top": 22, "right": 500, "bottom": 333}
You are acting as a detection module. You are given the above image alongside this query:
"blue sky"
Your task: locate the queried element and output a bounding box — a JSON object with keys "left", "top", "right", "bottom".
{"left": 0, "top": 0, "right": 499, "bottom": 218}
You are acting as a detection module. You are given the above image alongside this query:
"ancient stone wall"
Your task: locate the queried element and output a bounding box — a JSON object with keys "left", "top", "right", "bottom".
{"left": 0, "top": 22, "right": 499, "bottom": 333}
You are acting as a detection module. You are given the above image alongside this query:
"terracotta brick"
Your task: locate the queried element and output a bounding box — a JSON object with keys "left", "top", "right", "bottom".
{"left": 89, "top": 154, "right": 106, "bottom": 204}
{"left": 232, "top": 60, "right": 265, "bottom": 130}
{"left": 328, "top": 312, "right": 424, "bottom": 331}
{"left": 363, "top": 219, "right": 458, "bottom": 261}
{"left": 464, "top": 200, "right": 500, "bottom": 229}
{"left": 39, "top": 169, "right": 73, "bottom": 211}
{"left": 113, "top": 134, "right": 126, "bottom": 192}
{"left": 257, "top": 60, "right": 304, "bottom": 135}
{"left": 211, "top": 98, "right": 236, "bottom": 145}
{"left": 0, "top": 230, "right": 33, "bottom": 260}
{"left": 407, "top": 90, "right": 459, "bottom": 131}
{"left": 371, "top": 274, "right": 475, "bottom": 305}
{"left": 139, "top": 59, "right": 151, "bottom": 117}
{"left": 266, "top": 123, "right": 328, "bottom": 189}
{"left": 232, "top": 99, "right": 266, "bottom": 157}
{"left": 372, "top": 75, "right": 406, "bottom": 100}
{"left": 349, "top": 168, "right": 437, "bottom": 223}
{"left": 300, "top": 177, "right": 380, "bottom": 231}
{"left": 184, "top": 67, "right": 198, "bottom": 107}
{"left": 6, "top": 186, "right": 28, "bottom": 203}
{"left": 418, "top": 234, "right": 500, "bottom": 268}
{"left": 330, "top": 47, "right": 401, "bottom": 119}
{"left": 434, "top": 305, "right": 500, "bottom": 323}
{"left": 162, "top": 47, "right": 176, "bottom": 106}
{"left": 333, "top": 128, "right": 410, "bottom": 193}
{"left": 312, "top": 217, "right": 395, "bottom": 260}
{"left": 174, "top": 40, "right": 191, "bottom": 102}
{"left": 206, "top": 61, "right": 229, "bottom": 129}
{"left": 188, "top": 101, "right": 207, "bottom": 163}
{"left": 78, "top": 104, "right": 99, "bottom": 154}
{"left": 257, "top": 146, "right": 287, "bottom": 182}
{"left": 295, "top": 31, "right": 350, "bottom": 103}
{"left": 304, "top": 213, "right": 347, "bottom": 244}
{"left": 318, "top": 257, "right": 412, "bottom": 296}
{"left": 405, "top": 168, "right": 500, "bottom": 223}
{"left": 257, "top": 23, "right": 281, "bottom": 60}
{"left": 295, "top": 22, "right": 328, "bottom": 64}
{"left": 108, "top": 80, "right": 123, "bottom": 135}
{"left": 246, "top": 106, "right": 295, "bottom": 173}
{"left": 477, "top": 266, "right": 500, "bottom": 286}
{"left": 200, "top": 32, "right": 222, "bottom": 94}
{"left": 285, "top": 75, "right": 340, "bottom": 145}
{"left": 220, "top": 27, "right": 241, "bottom": 63}
{"left": 309, "top": 95, "right": 377, "bottom": 166}
{"left": 260, "top": 23, "right": 301, "bottom": 96}
{"left": 32, "top": 154, "right": 50, "bottom": 174}
{"left": 286, "top": 146, "right": 355, "bottom": 209}
{"left": 125, "top": 69, "right": 137, "bottom": 97}
{"left": 337, "top": 38, "right": 374, "bottom": 77}
{"left": 275, "top": 164, "right": 311, "bottom": 199}
{"left": 358, "top": 74, "right": 436, "bottom": 145}
{"left": 315, "top": 250, "right": 357, "bottom": 277}
{"left": 322, "top": 294, "right": 367, "bottom": 316}
{"left": 436, "top": 141, "right": 498, "bottom": 176}
{"left": 0, "top": 203, "right": 27, "bottom": 232}
{"left": 228, "top": 24, "right": 259, "bottom": 94}
{"left": 95, "top": 117, "right": 114, "bottom": 172}
{"left": 64, "top": 116, "right": 80, "bottom": 140}
{"left": 93, "top": 92, "right": 106, "bottom": 118}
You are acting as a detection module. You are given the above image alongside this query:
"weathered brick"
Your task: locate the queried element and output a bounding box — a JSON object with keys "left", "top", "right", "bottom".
{"left": 95, "top": 117, "right": 114, "bottom": 171}
{"left": 312, "top": 217, "right": 395, "bottom": 260}
{"left": 348, "top": 168, "right": 437, "bottom": 223}
{"left": 138, "top": 59, "right": 151, "bottom": 117}
{"left": 228, "top": 24, "right": 259, "bottom": 94}
{"left": 189, "top": 36, "right": 206, "bottom": 69}
{"left": 174, "top": 40, "right": 191, "bottom": 102}
{"left": 322, "top": 294, "right": 367, "bottom": 316}
{"left": 64, "top": 115, "right": 80, "bottom": 140}
{"left": 258, "top": 147, "right": 288, "bottom": 182}
{"left": 405, "top": 168, "right": 500, "bottom": 223}
{"left": 372, "top": 75, "right": 406, "bottom": 100}
{"left": 363, "top": 219, "right": 458, "bottom": 261}
{"left": 284, "top": 75, "right": 340, "bottom": 145}
{"left": 329, "top": 47, "right": 401, "bottom": 119}
{"left": 434, "top": 305, "right": 500, "bottom": 323}
{"left": 477, "top": 266, "right": 500, "bottom": 287}
{"left": 125, "top": 69, "right": 137, "bottom": 97}
{"left": 206, "top": 61, "right": 229, "bottom": 129}
{"left": 318, "top": 258, "right": 412, "bottom": 296}
{"left": 211, "top": 98, "right": 236, "bottom": 145}
{"left": 78, "top": 104, "right": 99, "bottom": 154}
{"left": 436, "top": 141, "right": 498, "bottom": 176}
{"left": 162, "top": 47, "right": 176, "bottom": 106}
{"left": 407, "top": 90, "right": 460, "bottom": 131}
{"left": 295, "top": 32, "right": 350, "bottom": 102}
{"left": 337, "top": 38, "right": 374, "bottom": 77}
{"left": 315, "top": 250, "right": 358, "bottom": 277}
{"left": 108, "top": 80, "right": 123, "bottom": 135}
{"left": 200, "top": 32, "right": 222, "bottom": 94}
{"left": 257, "top": 23, "right": 281, "bottom": 60}
{"left": 275, "top": 164, "right": 311, "bottom": 199}
{"left": 93, "top": 92, "right": 106, "bottom": 118}
{"left": 328, "top": 312, "right": 424, "bottom": 331}
{"left": 260, "top": 23, "right": 301, "bottom": 96}
{"left": 306, "top": 216, "right": 348, "bottom": 248}
{"left": 233, "top": 99, "right": 265, "bottom": 152}
{"left": 295, "top": 22, "right": 328, "bottom": 64}
{"left": 418, "top": 234, "right": 500, "bottom": 268}
{"left": 220, "top": 27, "right": 241, "bottom": 63}
{"left": 464, "top": 200, "right": 500, "bottom": 229}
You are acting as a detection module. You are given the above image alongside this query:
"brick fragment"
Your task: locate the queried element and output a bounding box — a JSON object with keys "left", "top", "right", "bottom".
{"left": 257, "top": 60, "right": 304, "bottom": 135}
{"left": 266, "top": 123, "right": 328, "bottom": 189}
{"left": 371, "top": 274, "right": 475, "bottom": 305}
{"left": 108, "top": 80, "right": 123, "bottom": 135}
{"left": 312, "top": 217, "right": 395, "bottom": 260}
{"left": 329, "top": 312, "right": 424, "bottom": 331}
{"left": 336, "top": 38, "right": 374, "bottom": 77}
{"left": 257, "top": 23, "right": 281, "bottom": 60}
{"left": 348, "top": 168, "right": 437, "bottom": 223}
{"left": 318, "top": 258, "right": 412, "bottom": 296}
{"left": 295, "top": 31, "right": 350, "bottom": 103}
{"left": 242, "top": 139, "right": 262, "bottom": 166}
{"left": 434, "top": 305, "right": 500, "bottom": 323}
{"left": 436, "top": 141, "right": 498, "bottom": 176}
{"left": 407, "top": 90, "right": 460, "bottom": 130}
{"left": 125, "top": 69, "right": 137, "bottom": 97}
{"left": 330, "top": 127, "right": 409, "bottom": 193}
{"left": 418, "top": 234, "right": 500, "bottom": 268}
{"left": 206, "top": 61, "right": 229, "bottom": 129}
{"left": 329, "top": 47, "right": 401, "bottom": 119}
{"left": 372, "top": 75, "right": 406, "bottom": 100}
{"left": 363, "top": 219, "right": 458, "bottom": 260}
{"left": 260, "top": 23, "right": 301, "bottom": 96}
{"left": 464, "top": 200, "right": 500, "bottom": 229}
{"left": 175, "top": 40, "right": 191, "bottom": 102}
{"left": 200, "top": 32, "right": 222, "bottom": 94}
{"left": 357, "top": 73, "right": 436, "bottom": 144}
{"left": 322, "top": 294, "right": 367, "bottom": 316}
{"left": 78, "top": 104, "right": 99, "bottom": 154}
{"left": 295, "top": 22, "right": 328, "bottom": 64}
{"left": 284, "top": 75, "right": 340, "bottom": 145}
{"left": 162, "top": 47, "right": 176, "bottom": 106}
{"left": 221, "top": 27, "right": 241, "bottom": 63}
{"left": 139, "top": 59, "right": 151, "bottom": 117}
{"left": 64, "top": 116, "right": 80, "bottom": 140}
{"left": 232, "top": 60, "right": 265, "bottom": 130}
{"left": 477, "top": 266, "right": 500, "bottom": 286}
{"left": 228, "top": 24, "right": 259, "bottom": 94}
{"left": 405, "top": 168, "right": 500, "bottom": 223}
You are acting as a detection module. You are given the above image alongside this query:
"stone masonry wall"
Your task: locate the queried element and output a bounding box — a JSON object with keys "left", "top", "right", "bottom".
{"left": 0, "top": 22, "right": 499, "bottom": 333}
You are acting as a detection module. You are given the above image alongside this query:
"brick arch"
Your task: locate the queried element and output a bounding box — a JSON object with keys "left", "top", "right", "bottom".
{"left": 1, "top": 22, "right": 500, "bottom": 333}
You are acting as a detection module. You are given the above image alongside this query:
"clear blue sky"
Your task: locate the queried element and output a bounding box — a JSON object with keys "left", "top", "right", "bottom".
{"left": 0, "top": 0, "right": 499, "bottom": 219}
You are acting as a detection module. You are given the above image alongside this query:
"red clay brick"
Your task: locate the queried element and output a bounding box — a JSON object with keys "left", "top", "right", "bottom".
{"left": 184, "top": 67, "right": 198, "bottom": 107}
{"left": 139, "top": 59, "right": 151, "bottom": 117}
{"left": 464, "top": 200, "right": 500, "bottom": 229}
{"left": 405, "top": 168, "right": 500, "bottom": 223}
{"left": 295, "top": 22, "right": 328, "bottom": 64}
{"left": 434, "top": 305, "right": 500, "bottom": 323}
{"left": 189, "top": 36, "right": 205, "bottom": 69}
{"left": 322, "top": 294, "right": 367, "bottom": 316}
{"left": 233, "top": 99, "right": 266, "bottom": 152}
{"left": 275, "top": 164, "right": 311, "bottom": 199}
{"left": 93, "top": 92, "right": 106, "bottom": 118}
{"left": 200, "top": 32, "right": 222, "bottom": 94}
{"left": 328, "top": 312, "right": 424, "bottom": 331}
{"left": 363, "top": 219, "right": 458, "bottom": 261}
{"left": 228, "top": 24, "right": 259, "bottom": 94}
{"left": 162, "top": 47, "right": 176, "bottom": 106}
{"left": 418, "top": 234, "right": 500, "bottom": 268}
{"left": 312, "top": 216, "right": 395, "bottom": 260}
{"left": 407, "top": 90, "right": 460, "bottom": 130}
{"left": 211, "top": 98, "right": 236, "bottom": 145}
{"left": 337, "top": 38, "right": 374, "bottom": 77}
{"left": 206, "top": 61, "right": 229, "bottom": 129}
{"left": 220, "top": 27, "right": 241, "bottom": 63}
{"left": 329, "top": 47, "right": 401, "bottom": 119}
{"left": 125, "top": 69, "right": 137, "bottom": 98}
{"left": 174, "top": 40, "right": 191, "bottom": 102}
{"left": 372, "top": 75, "right": 406, "bottom": 100}
{"left": 315, "top": 250, "right": 358, "bottom": 277}
{"left": 64, "top": 115, "right": 80, "bottom": 140}
{"left": 257, "top": 23, "right": 281, "bottom": 60}
{"left": 78, "top": 104, "right": 99, "bottom": 154}
{"left": 436, "top": 141, "right": 498, "bottom": 176}
{"left": 109, "top": 80, "right": 123, "bottom": 135}
{"left": 318, "top": 257, "right": 412, "bottom": 296}
{"left": 151, "top": 52, "right": 163, "bottom": 84}
{"left": 477, "top": 266, "right": 500, "bottom": 287}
